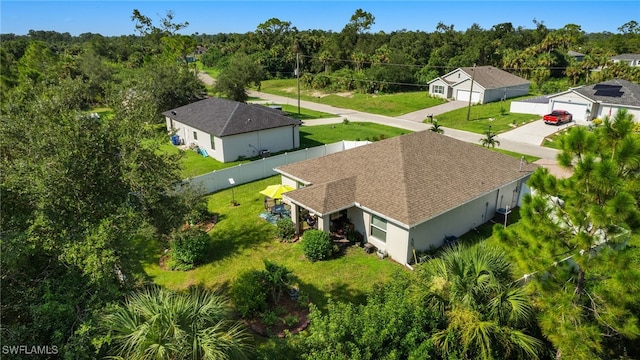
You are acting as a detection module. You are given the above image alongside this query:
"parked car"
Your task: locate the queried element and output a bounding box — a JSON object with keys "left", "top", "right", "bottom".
{"left": 543, "top": 110, "right": 573, "bottom": 125}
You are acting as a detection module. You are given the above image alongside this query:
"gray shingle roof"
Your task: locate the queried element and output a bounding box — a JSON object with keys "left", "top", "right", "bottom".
{"left": 572, "top": 79, "right": 640, "bottom": 107}
{"left": 459, "top": 66, "right": 530, "bottom": 89}
{"left": 278, "top": 131, "right": 536, "bottom": 227}
{"left": 162, "top": 98, "right": 301, "bottom": 137}
{"left": 611, "top": 54, "right": 640, "bottom": 60}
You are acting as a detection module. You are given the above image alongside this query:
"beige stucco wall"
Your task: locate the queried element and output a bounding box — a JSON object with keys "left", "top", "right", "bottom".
{"left": 219, "top": 125, "right": 299, "bottom": 162}
{"left": 429, "top": 79, "right": 450, "bottom": 100}
{"left": 484, "top": 84, "right": 529, "bottom": 103}
{"left": 594, "top": 104, "right": 640, "bottom": 123}
{"left": 443, "top": 69, "right": 467, "bottom": 83}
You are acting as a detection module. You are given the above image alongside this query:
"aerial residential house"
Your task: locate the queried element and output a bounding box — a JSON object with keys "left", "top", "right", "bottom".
{"left": 610, "top": 54, "right": 640, "bottom": 67}
{"left": 427, "top": 66, "right": 530, "bottom": 104}
{"left": 568, "top": 50, "right": 586, "bottom": 62}
{"left": 163, "top": 97, "right": 302, "bottom": 163}
{"left": 546, "top": 79, "right": 640, "bottom": 124}
{"left": 277, "top": 131, "right": 536, "bottom": 265}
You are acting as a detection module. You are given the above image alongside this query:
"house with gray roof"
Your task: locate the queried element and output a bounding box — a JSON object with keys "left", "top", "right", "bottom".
{"left": 163, "top": 97, "right": 302, "bottom": 163}
{"left": 427, "top": 66, "right": 530, "bottom": 104}
{"left": 610, "top": 54, "right": 640, "bottom": 67}
{"left": 276, "top": 130, "right": 536, "bottom": 265}
{"left": 546, "top": 79, "right": 640, "bottom": 124}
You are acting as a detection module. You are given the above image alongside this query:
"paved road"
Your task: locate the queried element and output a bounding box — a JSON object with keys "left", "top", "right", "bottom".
{"left": 199, "top": 71, "right": 562, "bottom": 163}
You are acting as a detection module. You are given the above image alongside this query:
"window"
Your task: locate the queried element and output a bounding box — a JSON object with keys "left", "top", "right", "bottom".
{"left": 193, "top": 131, "right": 198, "bottom": 140}
{"left": 370, "top": 215, "right": 387, "bottom": 242}
{"left": 433, "top": 85, "right": 445, "bottom": 95}
{"left": 210, "top": 135, "right": 215, "bottom": 150}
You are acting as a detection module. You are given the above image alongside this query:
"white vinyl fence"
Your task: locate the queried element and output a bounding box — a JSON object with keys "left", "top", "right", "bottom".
{"left": 182, "top": 140, "right": 370, "bottom": 195}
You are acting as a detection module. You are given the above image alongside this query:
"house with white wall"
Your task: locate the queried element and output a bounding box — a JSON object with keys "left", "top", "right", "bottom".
{"left": 427, "top": 66, "right": 530, "bottom": 104}
{"left": 276, "top": 130, "right": 536, "bottom": 265}
{"left": 163, "top": 97, "right": 302, "bottom": 163}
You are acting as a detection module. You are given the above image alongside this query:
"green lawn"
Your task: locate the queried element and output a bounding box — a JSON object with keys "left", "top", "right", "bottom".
{"left": 432, "top": 97, "right": 542, "bottom": 134}
{"left": 265, "top": 103, "right": 336, "bottom": 121}
{"left": 541, "top": 127, "right": 571, "bottom": 149}
{"left": 144, "top": 176, "right": 402, "bottom": 309}
{"left": 159, "top": 142, "right": 249, "bottom": 178}
{"left": 490, "top": 148, "right": 540, "bottom": 163}
{"left": 299, "top": 122, "right": 412, "bottom": 148}
{"left": 258, "top": 78, "right": 446, "bottom": 117}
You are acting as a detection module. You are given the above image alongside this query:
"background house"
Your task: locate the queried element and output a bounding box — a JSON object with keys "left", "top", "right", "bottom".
{"left": 610, "top": 54, "right": 640, "bottom": 67}
{"left": 163, "top": 98, "right": 302, "bottom": 163}
{"left": 546, "top": 79, "right": 640, "bottom": 124}
{"left": 427, "top": 66, "right": 530, "bottom": 104}
{"left": 277, "top": 131, "right": 536, "bottom": 265}
{"left": 509, "top": 79, "right": 640, "bottom": 124}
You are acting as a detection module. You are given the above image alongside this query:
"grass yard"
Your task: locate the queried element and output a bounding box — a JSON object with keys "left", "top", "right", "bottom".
{"left": 144, "top": 176, "right": 403, "bottom": 310}
{"left": 260, "top": 103, "right": 337, "bottom": 121}
{"left": 299, "top": 122, "right": 412, "bottom": 148}
{"left": 159, "top": 142, "right": 249, "bottom": 178}
{"left": 541, "top": 127, "right": 571, "bottom": 149}
{"left": 258, "top": 78, "right": 445, "bottom": 117}
{"left": 432, "top": 97, "right": 541, "bottom": 134}
{"left": 490, "top": 148, "right": 540, "bottom": 163}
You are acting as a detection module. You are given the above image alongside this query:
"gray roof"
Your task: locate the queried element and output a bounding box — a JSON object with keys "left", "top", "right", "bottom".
{"left": 162, "top": 98, "right": 301, "bottom": 137}
{"left": 568, "top": 50, "right": 585, "bottom": 57}
{"left": 459, "top": 66, "right": 530, "bottom": 89}
{"left": 611, "top": 54, "right": 640, "bottom": 60}
{"left": 572, "top": 79, "right": 640, "bottom": 107}
{"left": 278, "top": 131, "right": 536, "bottom": 228}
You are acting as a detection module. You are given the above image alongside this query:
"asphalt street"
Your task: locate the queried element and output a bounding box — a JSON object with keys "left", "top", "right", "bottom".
{"left": 200, "top": 72, "right": 566, "bottom": 172}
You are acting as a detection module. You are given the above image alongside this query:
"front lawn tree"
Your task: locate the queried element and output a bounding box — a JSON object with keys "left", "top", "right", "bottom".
{"left": 213, "top": 53, "right": 264, "bottom": 102}
{"left": 496, "top": 108, "right": 640, "bottom": 358}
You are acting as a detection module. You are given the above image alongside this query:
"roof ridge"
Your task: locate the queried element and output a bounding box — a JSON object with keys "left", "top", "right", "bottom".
{"left": 220, "top": 102, "right": 241, "bottom": 136}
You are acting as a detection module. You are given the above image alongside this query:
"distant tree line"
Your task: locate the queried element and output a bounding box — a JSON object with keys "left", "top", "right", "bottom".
{"left": 2, "top": 12, "right": 640, "bottom": 102}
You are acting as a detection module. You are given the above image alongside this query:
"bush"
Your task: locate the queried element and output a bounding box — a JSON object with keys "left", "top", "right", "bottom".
{"left": 188, "top": 201, "right": 211, "bottom": 225}
{"left": 301, "top": 230, "right": 333, "bottom": 261}
{"left": 230, "top": 270, "right": 269, "bottom": 318}
{"left": 169, "top": 228, "right": 209, "bottom": 270}
{"left": 276, "top": 217, "right": 296, "bottom": 241}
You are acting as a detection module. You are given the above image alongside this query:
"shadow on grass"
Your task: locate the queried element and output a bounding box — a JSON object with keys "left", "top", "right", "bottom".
{"left": 299, "top": 134, "right": 324, "bottom": 148}
{"left": 205, "top": 222, "right": 276, "bottom": 263}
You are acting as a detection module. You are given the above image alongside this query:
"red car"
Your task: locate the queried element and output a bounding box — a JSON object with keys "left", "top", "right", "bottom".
{"left": 543, "top": 110, "right": 573, "bottom": 125}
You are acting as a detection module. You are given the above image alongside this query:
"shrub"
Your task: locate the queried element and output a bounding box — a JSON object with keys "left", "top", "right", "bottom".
{"left": 276, "top": 217, "right": 296, "bottom": 241}
{"left": 230, "top": 270, "right": 268, "bottom": 318}
{"left": 169, "top": 228, "right": 209, "bottom": 270}
{"left": 301, "top": 230, "right": 333, "bottom": 261}
{"left": 263, "top": 260, "right": 294, "bottom": 304}
{"left": 188, "top": 201, "right": 211, "bottom": 225}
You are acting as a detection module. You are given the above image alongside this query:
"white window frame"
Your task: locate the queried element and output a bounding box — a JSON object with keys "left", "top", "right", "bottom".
{"left": 433, "top": 85, "right": 445, "bottom": 95}
{"left": 193, "top": 131, "right": 198, "bottom": 140}
{"left": 210, "top": 134, "right": 215, "bottom": 150}
{"left": 370, "top": 214, "right": 387, "bottom": 242}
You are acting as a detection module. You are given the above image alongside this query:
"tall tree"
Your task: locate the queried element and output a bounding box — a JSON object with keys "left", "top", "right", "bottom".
{"left": 496, "top": 109, "right": 640, "bottom": 358}
{"left": 213, "top": 53, "right": 264, "bottom": 102}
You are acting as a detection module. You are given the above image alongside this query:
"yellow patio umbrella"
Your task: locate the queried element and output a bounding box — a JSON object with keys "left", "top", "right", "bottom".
{"left": 259, "top": 184, "right": 295, "bottom": 199}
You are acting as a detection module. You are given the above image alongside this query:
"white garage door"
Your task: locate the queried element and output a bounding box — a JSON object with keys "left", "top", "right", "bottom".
{"left": 551, "top": 101, "right": 589, "bottom": 122}
{"left": 457, "top": 90, "right": 481, "bottom": 103}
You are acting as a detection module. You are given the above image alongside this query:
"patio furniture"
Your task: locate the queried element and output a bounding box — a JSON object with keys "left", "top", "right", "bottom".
{"left": 271, "top": 204, "right": 286, "bottom": 216}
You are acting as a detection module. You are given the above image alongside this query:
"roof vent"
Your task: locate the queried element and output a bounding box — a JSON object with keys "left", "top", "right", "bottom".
{"left": 171, "top": 111, "right": 177, "bottom": 115}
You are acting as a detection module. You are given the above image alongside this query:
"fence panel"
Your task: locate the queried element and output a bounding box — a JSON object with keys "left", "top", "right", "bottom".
{"left": 184, "top": 140, "right": 369, "bottom": 194}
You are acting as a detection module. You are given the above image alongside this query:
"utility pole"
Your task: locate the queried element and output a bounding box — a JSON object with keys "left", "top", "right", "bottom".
{"left": 466, "top": 63, "right": 476, "bottom": 122}
{"left": 296, "top": 52, "right": 301, "bottom": 114}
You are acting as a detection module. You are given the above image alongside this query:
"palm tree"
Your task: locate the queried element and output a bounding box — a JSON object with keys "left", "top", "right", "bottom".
{"left": 417, "top": 244, "right": 544, "bottom": 360}
{"left": 480, "top": 126, "right": 500, "bottom": 148}
{"left": 101, "top": 286, "right": 254, "bottom": 360}
{"left": 430, "top": 120, "right": 444, "bottom": 134}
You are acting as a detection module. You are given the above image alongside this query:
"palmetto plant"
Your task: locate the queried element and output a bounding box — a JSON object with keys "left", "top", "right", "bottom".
{"left": 430, "top": 120, "right": 444, "bottom": 134}
{"left": 480, "top": 126, "right": 500, "bottom": 148}
{"left": 417, "top": 244, "right": 543, "bottom": 360}
{"left": 101, "top": 286, "right": 253, "bottom": 360}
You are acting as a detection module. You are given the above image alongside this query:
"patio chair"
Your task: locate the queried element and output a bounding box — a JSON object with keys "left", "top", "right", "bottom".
{"left": 264, "top": 197, "right": 276, "bottom": 211}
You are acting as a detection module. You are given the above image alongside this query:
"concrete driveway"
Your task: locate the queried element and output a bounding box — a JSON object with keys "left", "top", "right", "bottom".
{"left": 497, "top": 119, "right": 574, "bottom": 146}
